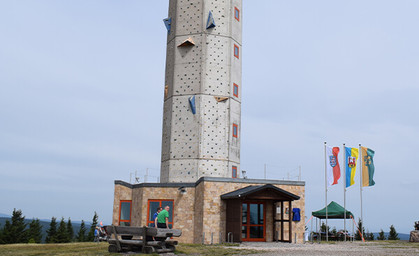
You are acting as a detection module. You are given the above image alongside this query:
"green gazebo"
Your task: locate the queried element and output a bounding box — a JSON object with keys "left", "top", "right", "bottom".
{"left": 312, "top": 201, "right": 354, "bottom": 219}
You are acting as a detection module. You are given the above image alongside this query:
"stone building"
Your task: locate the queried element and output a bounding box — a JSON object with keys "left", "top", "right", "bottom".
{"left": 112, "top": 0, "right": 306, "bottom": 244}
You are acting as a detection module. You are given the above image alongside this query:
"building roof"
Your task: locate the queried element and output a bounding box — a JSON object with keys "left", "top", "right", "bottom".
{"left": 220, "top": 184, "right": 300, "bottom": 201}
{"left": 114, "top": 177, "right": 305, "bottom": 189}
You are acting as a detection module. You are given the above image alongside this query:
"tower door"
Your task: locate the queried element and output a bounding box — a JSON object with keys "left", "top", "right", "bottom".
{"left": 241, "top": 202, "right": 266, "bottom": 241}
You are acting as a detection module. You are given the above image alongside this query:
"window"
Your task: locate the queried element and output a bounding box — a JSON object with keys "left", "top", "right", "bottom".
{"left": 233, "top": 123, "right": 238, "bottom": 138}
{"left": 147, "top": 200, "right": 174, "bottom": 228}
{"left": 234, "top": 44, "right": 239, "bottom": 59}
{"left": 235, "top": 7, "right": 240, "bottom": 21}
{"left": 233, "top": 83, "right": 239, "bottom": 97}
{"left": 232, "top": 166, "right": 238, "bottom": 178}
{"left": 119, "top": 200, "right": 132, "bottom": 226}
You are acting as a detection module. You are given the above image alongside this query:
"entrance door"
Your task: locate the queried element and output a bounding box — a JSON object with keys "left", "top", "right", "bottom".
{"left": 241, "top": 202, "right": 266, "bottom": 241}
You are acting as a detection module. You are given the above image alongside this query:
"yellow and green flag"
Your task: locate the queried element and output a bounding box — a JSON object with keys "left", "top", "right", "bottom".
{"left": 345, "top": 147, "right": 358, "bottom": 188}
{"left": 361, "top": 147, "right": 375, "bottom": 187}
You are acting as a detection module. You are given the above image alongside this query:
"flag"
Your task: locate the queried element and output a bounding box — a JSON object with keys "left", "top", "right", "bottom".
{"left": 345, "top": 147, "right": 359, "bottom": 188}
{"left": 361, "top": 147, "right": 375, "bottom": 187}
{"left": 326, "top": 146, "right": 341, "bottom": 187}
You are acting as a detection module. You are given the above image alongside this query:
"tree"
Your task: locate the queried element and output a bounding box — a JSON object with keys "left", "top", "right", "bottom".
{"left": 320, "top": 222, "right": 330, "bottom": 233}
{"left": 76, "top": 220, "right": 87, "bottom": 242}
{"left": 355, "top": 219, "right": 365, "bottom": 241}
{"left": 388, "top": 225, "right": 399, "bottom": 240}
{"left": 67, "top": 218, "right": 74, "bottom": 242}
{"left": 377, "top": 229, "right": 386, "bottom": 240}
{"left": 45, "top": 217, "right": 57, "bottom": 243}
{"left": 86, "top": 212, "right": 98, "bottom": 242}
{"left": 55, "top": 218, "right": 69, "bottom": 243}
{"left": 27, "top": 219, "right": 43, "bottom": 243}
{"left": 365, "top": 230, "right": 374, "bottom": 241}
{"left": 0, "top": 209, "right": 28, "bottom": 244}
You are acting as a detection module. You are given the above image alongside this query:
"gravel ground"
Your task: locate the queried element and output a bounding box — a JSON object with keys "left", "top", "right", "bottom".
{"left": 235, "top": 241, "right": 419, "bottom": 256}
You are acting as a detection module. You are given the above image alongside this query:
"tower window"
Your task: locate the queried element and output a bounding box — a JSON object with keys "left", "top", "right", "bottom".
{"left": 234, "top": 44, "right": 239, "bottom": 59}
{"left": 232, "top": 166, "right": 238, "bottom": 178}
{"left": 233, "top": 83, "right": 239, "bottom": 97}
{"left": 235, "top": 7, "right": 240, "bottom": 21}
{"left": 233, "top": 123, "right": 238, "bottom": 138}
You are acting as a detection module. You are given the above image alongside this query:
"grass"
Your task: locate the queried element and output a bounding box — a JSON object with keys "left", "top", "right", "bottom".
{"left": 0, "top": 242, "right": 262, "bottom": 256}
{"left": 175, "top": 243, "right": 262, "bottom": 256}
{"left": 0, "top": 242, "right": 111, "bottom": 256}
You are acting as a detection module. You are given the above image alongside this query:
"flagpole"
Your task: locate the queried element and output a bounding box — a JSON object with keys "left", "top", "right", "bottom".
{"left": 359, "top": 143, "right": 363, "bottom": 241}
{"left": 343, "top": 143, "right": 347, "bottom": 242}
{"left": 324, "top": 142, "right": 328, "bottom": 242}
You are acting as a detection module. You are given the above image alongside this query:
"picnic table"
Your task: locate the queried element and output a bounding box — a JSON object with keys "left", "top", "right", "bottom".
{"left": 104, "top": 225, "right": 182, "bottom": 254}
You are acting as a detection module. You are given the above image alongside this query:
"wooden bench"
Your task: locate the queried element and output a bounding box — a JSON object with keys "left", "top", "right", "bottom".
{"left": 104, "top": 226, "right": 182, "bottom": 254}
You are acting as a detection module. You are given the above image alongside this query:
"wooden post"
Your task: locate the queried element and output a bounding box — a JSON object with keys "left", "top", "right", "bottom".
{"left": 281, "top": 201, "right": 284, "bottom": 242}
{"left": 112, "top": 225, "right": 122, "bottom": 252}
{"left": 272, "top": 201, "right": 276, "bottom": 242}
{"left": 142, "top": 226, "right": 147, "bottom": 253}
{"left": 289, "top": 201, "right": 292, "bottom": 243}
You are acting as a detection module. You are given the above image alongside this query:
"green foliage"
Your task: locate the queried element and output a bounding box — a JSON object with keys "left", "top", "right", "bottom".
{"left": 45, "top": 217, "right": 57, "bottom": 243}
{"left": 365, "top": 230, "right": 375, "bottom": 241}
{"left": 377, "top": 229, "right": 386, "bottom": 240}
{"left": 67, "top": 218, "right": 74, "bottom": 242}
{"left": 27, "top": 219, "right": 42, "bottom": 243}
{"left": 388, "top": 225, "right": 399, "bottom": 240}
{"left": 0, "top": 209, "right": 28, "bottom": 244}
{"left": 320, "top": 222, "right": 330, "bottom": 233}
{"left": 355, "top": 218, "right": 365, "bottom": 241}
{"left": 86, "top": 212, "right": 98, "bottom": 242}
{"left": 56, "top": 218, "right": 70, "bottom": 243}
{"left": 27, "top": 238, "right": 36, "bottom": 244}
{"left": 76, "top": 220, "right": 87, "bottom": 242}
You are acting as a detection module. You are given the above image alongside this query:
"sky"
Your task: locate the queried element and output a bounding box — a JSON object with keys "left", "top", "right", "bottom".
{"left": 0, "top": 0, "right": 418, "bottom": 234}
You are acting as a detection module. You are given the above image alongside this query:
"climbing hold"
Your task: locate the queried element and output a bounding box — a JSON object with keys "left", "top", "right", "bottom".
{"left": 178, "top": 37, "right": 195, "bottom": 47}
{"left": 164, "top": 85, "right": 169, "bottom": 99}
{"left": 206, "top": 11, "right": 216, "bottom": 29}
{"left": 214, "top": 96, "right": 228, "bottom": 102}
{"left": 163, "top": 18, "right": 171, "bottom": 33}
{"left": 189, "top": 96, "right": 196, "bottom": 115}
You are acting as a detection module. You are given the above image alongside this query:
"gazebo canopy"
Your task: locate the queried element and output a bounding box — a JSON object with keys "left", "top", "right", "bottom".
{"left": 312, "top": 201, "right": 354, "bottom": 219}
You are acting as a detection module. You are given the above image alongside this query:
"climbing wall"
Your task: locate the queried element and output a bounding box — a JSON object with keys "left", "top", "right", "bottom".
{"left": 161, "top": 0, "right": 242, "bottom": 183}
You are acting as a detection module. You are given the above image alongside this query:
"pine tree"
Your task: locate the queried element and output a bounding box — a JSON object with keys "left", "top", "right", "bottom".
{"left": 1, "top": 209, "right": 28, "bottom": 244}
{"left": 67, "top": 218, "right": 74, "bottom": 242}
{"left": 56, "top": 218, "right": 69, "bottom": 243}
{"left": 365, "top": 230, "right": 374, "bottom": 241}
{"left": 86, "top": 212, "right": 98, "bottom": 242}
{"left": 377, "top": 229, "right": 386, "bottom": 240}
{"left": 355, "top": 219, "right": 365, "bottom": 241}
{"left": 27, "top": 219, "right": 43, "bottom": 243}
{"left": 76, "top": 220, "right": 87, "bottom": 242}
{"left": 388, "top": 225, "right": 399, "bottom": 240}
{"left": 45, "top": 217, "right": 57, "bottom": 243}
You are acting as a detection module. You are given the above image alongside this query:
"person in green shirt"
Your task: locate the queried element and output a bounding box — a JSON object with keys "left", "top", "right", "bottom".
{"left": 157, "top": 206, "right": 170, "bottom": 229}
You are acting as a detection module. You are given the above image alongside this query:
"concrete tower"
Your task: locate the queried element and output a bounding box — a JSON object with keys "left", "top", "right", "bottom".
{"left": 160, "top": 0, "right": 243, "bottom": 183}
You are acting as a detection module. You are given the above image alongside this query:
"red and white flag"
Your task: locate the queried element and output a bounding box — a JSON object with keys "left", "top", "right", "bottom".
{"left": 326, "top": 146, "right": 341, "bottom": 187}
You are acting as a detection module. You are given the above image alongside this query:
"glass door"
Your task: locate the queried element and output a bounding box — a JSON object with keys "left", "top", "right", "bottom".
{"left": 242, "top": 202, "right": 266, "bottom": 241}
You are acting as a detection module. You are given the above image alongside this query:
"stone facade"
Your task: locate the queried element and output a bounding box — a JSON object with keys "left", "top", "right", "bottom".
{"left": 112, "top": 177, "right": 305, "bottom": 244}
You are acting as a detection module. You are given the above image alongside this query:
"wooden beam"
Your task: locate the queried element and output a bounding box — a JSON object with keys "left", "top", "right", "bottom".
{"left": 289, "top": 201, "right": 292, "bottom": 243}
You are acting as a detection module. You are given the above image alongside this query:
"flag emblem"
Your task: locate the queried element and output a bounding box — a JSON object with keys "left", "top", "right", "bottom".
{"left": 364, "top": 155, "right": 372, "bottom": 166}
{"left": 329, "top": 156, "right": 337, "bottom": 167}
{"left": 348, "top": 156, "right": 356, "bottom": 168}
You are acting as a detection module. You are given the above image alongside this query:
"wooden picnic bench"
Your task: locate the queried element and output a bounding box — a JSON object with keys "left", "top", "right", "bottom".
{"left": 104, "top": 226, "right": 182, "bottom": 254}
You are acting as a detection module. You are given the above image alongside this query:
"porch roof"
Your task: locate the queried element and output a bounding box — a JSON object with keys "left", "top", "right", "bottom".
{"left": 220, "top": 184, "right": 300, "bottom": 201}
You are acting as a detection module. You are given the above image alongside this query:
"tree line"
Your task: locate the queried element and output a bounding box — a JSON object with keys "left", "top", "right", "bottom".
{"left": 356, "top": 219, "right": 400, "bottom": 241}
{"left": 318, "top": 218, "right": 400, "bottom": 241}
{"left": 0, "top": 209, "right": 100, "bottom": 244}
